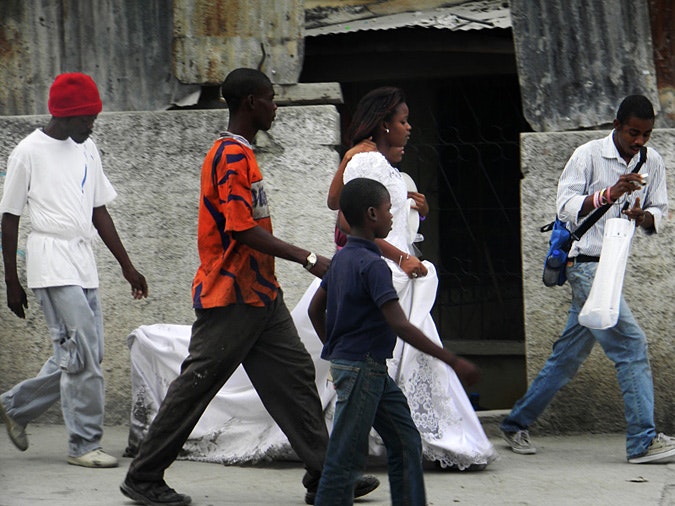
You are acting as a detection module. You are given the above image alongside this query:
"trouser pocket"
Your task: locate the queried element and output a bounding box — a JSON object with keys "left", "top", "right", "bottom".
{"left": 52, "top": 329, "right": 85, "bottom": 374}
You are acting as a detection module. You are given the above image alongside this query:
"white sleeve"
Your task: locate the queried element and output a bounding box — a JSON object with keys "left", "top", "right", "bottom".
{"left": 86, "top": 141, "right": 117, "bottom": 207}
{"left": 557, "top": 146, "right": 591, "bottom": 226}
{"left": 343, "top": 152, "right": 391, "bottom": 186}
{"left": 641, "top": 149, "right": 668, "bottom": 233}
{"left": 0, "top": 146, "right": 30, "bottom": 216}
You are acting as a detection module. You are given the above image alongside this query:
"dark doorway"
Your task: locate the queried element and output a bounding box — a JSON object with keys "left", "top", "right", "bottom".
{"left": 301, "top": 28, "right": 531, "bottom": 408}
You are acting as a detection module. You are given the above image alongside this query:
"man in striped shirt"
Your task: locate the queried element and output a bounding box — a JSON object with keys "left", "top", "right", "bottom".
{"left": 121, "top": 68, "right": 379, "bottom": 506}
{"left": 500, "top": 95, "right": 674, "bottom": 464}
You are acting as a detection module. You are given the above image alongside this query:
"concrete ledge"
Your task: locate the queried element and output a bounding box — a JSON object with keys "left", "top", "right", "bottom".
{"left": 476, "top": 409, "right": 509, "bottom": 438}
{"left": 0, "top": 106, "right": 342, "bottom": 424}
{"left": 273, "top": 82, "right": 343, "bottom": 105}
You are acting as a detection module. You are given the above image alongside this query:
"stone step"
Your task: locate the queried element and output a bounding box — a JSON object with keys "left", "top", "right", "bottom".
{"left": 476, "top": 409, "right": 509, "bottom": 438}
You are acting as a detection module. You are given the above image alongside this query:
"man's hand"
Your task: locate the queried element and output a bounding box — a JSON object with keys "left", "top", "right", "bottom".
{"left": 307, "top": 254, "right": 331, "bottom": 279}
{"left": 122, "top": 267, "right": 148, "bottom": 299}
{"left": 622, "top": 197, "right": 652, "bottom": 229}
{"left": 6, "top": 279, "right": 28, "bottom": 318}
{"left": 608, "top": 173, "right": 645, "bottom": 202}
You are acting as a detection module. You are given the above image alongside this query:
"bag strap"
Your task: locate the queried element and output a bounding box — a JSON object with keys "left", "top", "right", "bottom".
{"left": 570, "top": 146, "right": 647, "bottom": 241}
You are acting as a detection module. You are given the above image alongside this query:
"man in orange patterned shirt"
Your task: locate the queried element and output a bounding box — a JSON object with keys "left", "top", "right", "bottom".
{"left": 121, "top": 69, "right": 379, "bottom": 506}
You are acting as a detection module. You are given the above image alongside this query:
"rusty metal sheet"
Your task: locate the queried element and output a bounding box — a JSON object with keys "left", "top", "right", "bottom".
{"left": 172, "top": 0, "right": 305, "bottom": 85}
{"left": 510, "top": 0, "right": 660, "bottom": 132}
{"left": 649, "top": 0, "right": 675, "bottom": 125}
{"left": 0, "top": 0, "right": 196, "bottom": 115}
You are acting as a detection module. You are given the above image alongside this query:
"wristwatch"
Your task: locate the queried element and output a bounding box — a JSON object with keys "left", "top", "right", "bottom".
{"left": 304, "top": 252, "right": 317, "bottom": 271}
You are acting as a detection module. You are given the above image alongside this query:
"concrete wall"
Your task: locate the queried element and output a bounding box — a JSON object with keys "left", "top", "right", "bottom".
{"left": 3, "top": 112, "right": 675, "bottom": 435}
{"left": 0, "top": 107, "right": 339, "bottom": 424}
{"left": 521, "top": 129, "right": 675, "bottom": 435}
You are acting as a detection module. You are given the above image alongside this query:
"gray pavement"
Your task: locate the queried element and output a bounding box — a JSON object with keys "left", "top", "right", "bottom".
{"left": 1, "top": 421, "right": 675, "bottom": 506}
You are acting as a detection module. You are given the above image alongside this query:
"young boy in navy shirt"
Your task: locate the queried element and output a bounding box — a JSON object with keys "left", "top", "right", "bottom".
{"left": 308, "top": 178, "right": 480, "bottom": 506}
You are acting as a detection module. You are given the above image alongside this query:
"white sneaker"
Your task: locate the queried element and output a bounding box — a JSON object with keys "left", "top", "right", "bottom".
{"left": 628, "top": 433, "right": 675, "bottom": 464}
{"left": 67, "top": 448, "right": 118, "bottom": 468}
{"left": 501, "top": 429, "right": 537, "bottom": 455}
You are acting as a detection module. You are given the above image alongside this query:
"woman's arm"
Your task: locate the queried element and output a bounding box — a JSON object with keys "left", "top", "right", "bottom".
{"left": 375, "top": 238, "right": 427, "bottom": 279}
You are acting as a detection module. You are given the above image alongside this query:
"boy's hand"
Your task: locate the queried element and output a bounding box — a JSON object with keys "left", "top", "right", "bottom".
{"left": 452, "top": 357, "right": 481, "bottom": 386}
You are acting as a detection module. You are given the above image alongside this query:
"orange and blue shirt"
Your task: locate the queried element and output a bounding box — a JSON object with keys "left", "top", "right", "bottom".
{"left": 192, "top": 133, "right": 279, "bottom": 309}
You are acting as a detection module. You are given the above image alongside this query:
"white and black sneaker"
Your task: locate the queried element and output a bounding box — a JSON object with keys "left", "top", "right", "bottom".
{"left": 628, "top": 433, "right": 675, "bottom": 464}
{"left": 501, "top": 429, "right": 537, "bottom": 455}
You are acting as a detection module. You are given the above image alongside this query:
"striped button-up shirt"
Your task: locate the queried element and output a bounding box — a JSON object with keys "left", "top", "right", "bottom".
{"left": 557, "top": 131, "right": 668, "bottom": 258}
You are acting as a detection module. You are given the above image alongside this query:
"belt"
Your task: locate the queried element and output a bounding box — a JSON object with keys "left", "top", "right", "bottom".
{"left": 570, "top": 254, "right": 600, "bottom": 263}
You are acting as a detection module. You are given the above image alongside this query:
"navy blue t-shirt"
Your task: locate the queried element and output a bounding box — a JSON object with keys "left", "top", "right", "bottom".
{"left": 320, "top": 236, "right": 399, "bottom": 362}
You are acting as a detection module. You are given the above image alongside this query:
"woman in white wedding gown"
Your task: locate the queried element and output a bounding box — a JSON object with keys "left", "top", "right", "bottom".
{"left": 126, "top": 87, "right": 496, "bottom": 471}
{"left": 322, "top": 87, "right": 496, "bottom": 470}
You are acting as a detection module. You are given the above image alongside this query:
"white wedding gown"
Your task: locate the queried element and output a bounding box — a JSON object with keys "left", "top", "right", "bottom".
{"left": 125, "top": 152, "right": 497, "bottom": 469}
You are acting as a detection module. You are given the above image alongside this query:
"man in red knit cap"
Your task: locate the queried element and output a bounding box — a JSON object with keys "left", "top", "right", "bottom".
{"left": 0, "top": 72, "right": 148, "bottom": 467}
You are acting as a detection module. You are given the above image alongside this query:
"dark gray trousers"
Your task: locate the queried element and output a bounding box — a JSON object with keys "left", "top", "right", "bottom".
{"left": 128, "top": 291, "right": 328, "bottom": 485}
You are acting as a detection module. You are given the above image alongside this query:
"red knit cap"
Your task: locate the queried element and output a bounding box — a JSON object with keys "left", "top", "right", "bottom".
{"left": 48, "top": 73, "right": 102, "bottom": 117}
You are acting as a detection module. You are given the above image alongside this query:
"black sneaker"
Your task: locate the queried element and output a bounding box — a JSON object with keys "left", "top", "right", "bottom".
{"left": 304, "top": 474, "right": 380, "bottom": 504}
{"left": 120, "top": 476, "right": 192, "bottom": 506}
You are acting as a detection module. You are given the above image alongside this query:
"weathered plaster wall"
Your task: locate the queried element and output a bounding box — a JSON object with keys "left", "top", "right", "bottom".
{"left": 520, "top": 129, "right": 675, "bottom": 435}
{"left": 0, "top": 106, "right": 339, "bottom": 424}
{"left": 3, "top": 115, "right": 675, "bottom": 435}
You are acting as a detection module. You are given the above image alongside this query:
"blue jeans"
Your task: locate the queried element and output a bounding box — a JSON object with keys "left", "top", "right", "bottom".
{"left": 315, "top": 357, "right": 425, "bottom": 506}
{"left": 500, "top": 261, "right": 655, "bottom": 459}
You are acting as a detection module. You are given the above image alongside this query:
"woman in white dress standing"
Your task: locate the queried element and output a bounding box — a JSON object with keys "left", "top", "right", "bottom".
{"left": 323, "top": 86, "right": 497, "bottom": 470}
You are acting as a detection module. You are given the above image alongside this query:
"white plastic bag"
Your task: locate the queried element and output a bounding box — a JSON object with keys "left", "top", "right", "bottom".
{"left": 578, "top": 218, "right": 635, "bottom": 329}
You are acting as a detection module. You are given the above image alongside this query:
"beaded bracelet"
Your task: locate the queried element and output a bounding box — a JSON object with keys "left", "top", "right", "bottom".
{"left": 592, "top": 190, "right": 601, "bottom": 209}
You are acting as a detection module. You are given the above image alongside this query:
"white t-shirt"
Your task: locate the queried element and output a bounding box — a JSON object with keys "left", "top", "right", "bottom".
{"left": 0, "top": 129, "right": 117, "bottom": 288}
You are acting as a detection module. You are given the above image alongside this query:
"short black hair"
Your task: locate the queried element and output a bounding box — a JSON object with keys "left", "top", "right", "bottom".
{"left": 616, "top": 95, "right": 655, "bottom": 124}
{"left": 221, "top": 68, "right": 272, "bottom": 112}
{"left": 340, "top": 178, "right": 390, "bottom": 228}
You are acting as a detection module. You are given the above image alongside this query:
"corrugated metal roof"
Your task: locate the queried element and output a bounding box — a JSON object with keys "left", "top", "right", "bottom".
{"left": 510, "top": 0, "right": 660, "bottom": 132}
{"left": 305, "top": 0, "right": 511, "bottom": 37}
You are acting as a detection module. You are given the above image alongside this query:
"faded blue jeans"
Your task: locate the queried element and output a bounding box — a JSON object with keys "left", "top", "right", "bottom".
{"left": 315, "top": 357, "right": 425, "bottom": 506}
{"left": 1, "top": 286, "right": 105, "bottom": 457}
{"left": 500, "top": 261, "right": 656, "bottom": 459}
